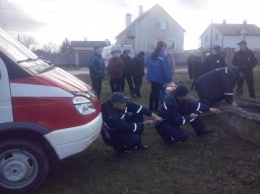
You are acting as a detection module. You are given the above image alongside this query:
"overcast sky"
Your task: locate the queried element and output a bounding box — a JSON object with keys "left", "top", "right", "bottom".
{"left": 0, "top": 0, "right": 259, "bottom": 50}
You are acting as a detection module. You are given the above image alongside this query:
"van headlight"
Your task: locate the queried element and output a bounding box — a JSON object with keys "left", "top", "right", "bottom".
{"left": 73, "top": 96, "right": 96, "bottom": 115}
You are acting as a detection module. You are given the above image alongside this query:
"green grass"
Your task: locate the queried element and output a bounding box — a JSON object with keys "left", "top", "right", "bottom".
{"left": 38, "top": 67, "right": 260, "bottom": 194}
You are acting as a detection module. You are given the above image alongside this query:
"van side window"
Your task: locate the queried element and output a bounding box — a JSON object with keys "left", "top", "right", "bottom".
{"left": 0, "top": 52, "right": 30, "bottom": 79}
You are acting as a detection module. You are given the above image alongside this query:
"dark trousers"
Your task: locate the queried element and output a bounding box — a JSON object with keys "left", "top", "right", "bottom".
{"left": 121, "top": 74, "right": 134, "bottom": 92}
{"left": 236, "top": 71, "right": 255, "bottom": 98}
{"left": 91, "top": 78, "right": 103, "bottom": 100}
{"left": 155, "top": 117, "right": 206, "bottom": 144}
{"left": 133, "top": 76, "right": 143, "bottom": 96}
{"left": 105, "top": 113, "right": 144, "bottom": 152}
{"left": 149, "top": 81, "right": 163, "bottom": 110}
{"left": 109, "top": 79, "right": 121, "bottom": 93}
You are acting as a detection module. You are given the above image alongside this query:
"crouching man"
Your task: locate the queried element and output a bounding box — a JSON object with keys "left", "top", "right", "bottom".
{"left": 155, "top": 85, "right": 221, "bottom": 144}
{"left": 101, "top": 92, "right": 163, "bottom": 153}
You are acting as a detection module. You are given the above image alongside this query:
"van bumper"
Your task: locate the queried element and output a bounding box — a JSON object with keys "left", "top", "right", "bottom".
{"left": 44, "top": 113, "right": 102, "bottom": 159}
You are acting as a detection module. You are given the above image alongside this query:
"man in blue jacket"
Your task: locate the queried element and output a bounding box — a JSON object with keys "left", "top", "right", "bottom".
{"left": 155, "top": 85, "right": 220, "bottom": 144}
{"left": 101, "top": 92, "right": 163, "bottom": 153}
{"left": 88, "top": 45, "right": 106, "bottom": 99}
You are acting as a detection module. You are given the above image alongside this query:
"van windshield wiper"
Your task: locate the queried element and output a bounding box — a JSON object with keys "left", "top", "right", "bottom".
{"left": 17, "top": 57, "right": 39, "bottom": 63}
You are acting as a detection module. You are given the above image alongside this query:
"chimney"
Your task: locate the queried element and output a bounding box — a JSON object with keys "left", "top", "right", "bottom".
{"left": 125, "top": 13, "right": 131, "bottom": 28}
{"left": 223, "top": 19, "right": 226, "bottom": 24}
{"left": 243, "top": 20, "right": 247, "bottom": 25}
{"left": 139, "top": 5, "right": 143, "bottom": 16}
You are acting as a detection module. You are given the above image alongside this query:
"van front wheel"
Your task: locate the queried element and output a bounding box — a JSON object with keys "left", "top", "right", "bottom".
{"left": 0, "top": 139, "right": 49, "bottom": 194}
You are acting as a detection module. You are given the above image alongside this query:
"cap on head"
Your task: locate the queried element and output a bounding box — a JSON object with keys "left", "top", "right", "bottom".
{"left": 237, "top": 40, "right": 247, "bottom": 45}
{"left": 123, "top": 50, "right": 128, "bottom": 54}
{"left": 212, "top": 45, "right": 220, "bottom": 52}
{"left": 174, "top": 85, "right": 189, "bottom": 97}
{"left": 94, "top": 45, "right": 101, "bottom": 51}
{"left": 110, "top": 92, "right": 129, "bottom": 103}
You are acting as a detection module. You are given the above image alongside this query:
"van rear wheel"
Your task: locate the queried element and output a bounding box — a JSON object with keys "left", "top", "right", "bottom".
{"left": 0, "top": 139, "right": 49, "bottom": 194}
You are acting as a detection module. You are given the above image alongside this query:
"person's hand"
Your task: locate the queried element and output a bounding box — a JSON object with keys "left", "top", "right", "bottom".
{"left": 190, "top": 113, "right": 198, "bottom": 119}
{"left": 143, "top": 120, "right": 155, "bottom": 125}
{"left": 151, "top": 113, "right": 163, "bottom": 124}
{"left": 209, "top": 108, "right": 221, "bottom": 113}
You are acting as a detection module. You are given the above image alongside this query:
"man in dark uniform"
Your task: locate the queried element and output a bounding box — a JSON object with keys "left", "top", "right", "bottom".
{"left": 88, "top": 45, "right": 106, "bottom": 99}
{"left": 155, "top": 85, "right": 221, "bottom": 144}
{"left": 101, "top": 92, "right": 163, "bottom": 153}
{"left": 120, "top": 50, "right": 134, "bottom": 93}
{"left": 201, "top": 45, "right": 227, "bottom": 75}
{"left": 130, "top": 51, "right": 145, "bottom": 97}
{"left": 232, "top": 40, "right": 258, "bottom": 99}
{"left": 195, "top": 66, "right": 240, "bottom": 106}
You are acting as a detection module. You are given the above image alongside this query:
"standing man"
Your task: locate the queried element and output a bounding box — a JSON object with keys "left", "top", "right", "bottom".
{"left": 201, "top": 45, "right": 227, "bottom": 75}
{"left": 108, "top": 51, "right": 124, "bottom": 93}
{"left": 232, "top": 41, "right": 258, "bottom": 99}
{"left": 88, "top": 45, "right": 106, "bottom": 100}
{"left": 120, "top": 50, "right": 134, "bottom": 93}
{"left": 130, "top": 51, "right": 145, "bottom": 98}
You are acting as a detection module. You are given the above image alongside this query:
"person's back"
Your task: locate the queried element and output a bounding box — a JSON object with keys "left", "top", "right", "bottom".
{"left": 195, "top": 66, "right": 238, "bottom": 106}
{"left": 146, "top": 51, "right": 171, "bottom": 84}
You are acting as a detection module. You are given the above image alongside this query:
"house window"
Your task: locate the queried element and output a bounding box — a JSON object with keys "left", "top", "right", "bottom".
{"left": 205, "top": 35, "right": 208, "bottom": 42}
{"left": 215, "top": 33, "right": 218, "bottom": 41}
{"left": 161, "top": 20, "right": 169, "bottom": 30}
{"left": 146, "top": 39, "right": 157, "bottom": 50}
{"left": 166, "top": 39, "right": 175, "bottom": 50}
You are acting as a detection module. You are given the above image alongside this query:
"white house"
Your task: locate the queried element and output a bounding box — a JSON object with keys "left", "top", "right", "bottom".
{"left": 200, "top": 20, "right": 260, "bottom": 51}
{"left": 115, "top": 4, "right": 186, "bottom": 54}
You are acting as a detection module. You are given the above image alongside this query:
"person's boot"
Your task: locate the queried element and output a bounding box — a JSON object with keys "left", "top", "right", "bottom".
{"left": 196, "top": 128, "right": 213, "bottom": 135}
{"left": 136, "top": 143, "right": 149, "bottom": 150}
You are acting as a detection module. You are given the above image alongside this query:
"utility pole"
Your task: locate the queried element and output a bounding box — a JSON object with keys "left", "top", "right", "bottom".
{"left": 210, "top": 19, "right": 213, "bottom": 50}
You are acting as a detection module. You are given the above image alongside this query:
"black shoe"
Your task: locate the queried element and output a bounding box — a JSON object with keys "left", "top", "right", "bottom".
{"left": 137, "top": 94, "right": 142, "bottom": 97}
{"left": 197, "top": 128, "right": 213, "bottom": 135}
{"left": 136, "top": 144, "right": 149, "bottom": 150}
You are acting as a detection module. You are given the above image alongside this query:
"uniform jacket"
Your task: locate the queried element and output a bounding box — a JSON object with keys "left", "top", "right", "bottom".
{"left": 88, "top": 53, "right": 106, "bottom": 79}
{"left": 195, "top": 66, "right": 237, "bottom": 105}
{"left": 120, "top": 54, "right": 132, "bottom": 76}
{"left": 232, "top": 48, "right": 258, "bottom": 73}
{"left": 146, "top": 51, "right": 172, "bottom": 84}
{"left": 158, "top": 93, "right": 209, "bottom": 127}
{"left": 101, "top": 101, "right": 152, "bottom": 134}
{"left": 201, "top": 54, "right": 227, "bottom": 74}
{"left": 131, "top": 54, "right": 145, "bottom": 77}
{"left": 108, "top": 56, "right": 124, "bottom": 79}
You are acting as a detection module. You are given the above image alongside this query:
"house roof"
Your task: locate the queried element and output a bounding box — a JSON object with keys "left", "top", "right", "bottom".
{"left": 115, "top": 4, "right": 186, "bottom": 38}
{"left": 200, "top": 23, "right": 260, "bottom": 37}
{"left": 71, "top": 41, "right": 109, "bottom": 48}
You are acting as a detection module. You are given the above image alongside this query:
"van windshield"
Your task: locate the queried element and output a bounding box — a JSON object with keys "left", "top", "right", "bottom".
{"left": 0, "top": 28, "right": 53, "bottom": 75}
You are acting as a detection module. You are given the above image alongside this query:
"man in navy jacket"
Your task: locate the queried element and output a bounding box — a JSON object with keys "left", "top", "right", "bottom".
{"left": 155, "top": 85, "right": 220, "bottom": 144}
{"left": 88, "top": 45, "right": 106, "bottom": 99}
{"left": 195, "top": 66, "right": 240, "bottom": 106}
{"left": 101, "top": 92, "right": 163, "bottom": 153}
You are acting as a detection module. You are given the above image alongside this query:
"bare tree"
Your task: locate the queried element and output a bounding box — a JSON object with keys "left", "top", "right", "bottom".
{"left": 42, "top": 42, "right": 57, "bottom": 53}
{"left": 19, "top": 35, "right": 38, "bottom": 50}
{"left": 59, "top": 38, "right": 72, "bottom": 54}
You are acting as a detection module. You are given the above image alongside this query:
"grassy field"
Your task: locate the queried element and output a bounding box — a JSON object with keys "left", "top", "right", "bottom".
{"left": 38, "top": 67, "right": 260, "bottom": 194}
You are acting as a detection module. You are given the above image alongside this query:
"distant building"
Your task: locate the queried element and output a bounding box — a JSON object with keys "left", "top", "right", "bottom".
{"left": 200, "top": 20, "right": 260, "bottom": 51}
{"left": 115, "top": 4, "right": 186, "bottom": 54}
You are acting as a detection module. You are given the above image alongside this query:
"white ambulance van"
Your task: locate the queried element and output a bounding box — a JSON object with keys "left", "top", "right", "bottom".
{"left": 0, "top": 28, "right": 102, "bottom": 193}
{"left": 101, "top": 45, "right": 134, "bottom": 68}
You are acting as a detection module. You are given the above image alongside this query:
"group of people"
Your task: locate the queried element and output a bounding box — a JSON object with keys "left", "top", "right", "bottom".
{"left": 88, "top": 45, "right": 146, "bottom": 100}
{"left": 187, "top": 41, "right": 258, "bottom": 101}
{"left": 89, "top": 40, "right": 258, "bottom": 155}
